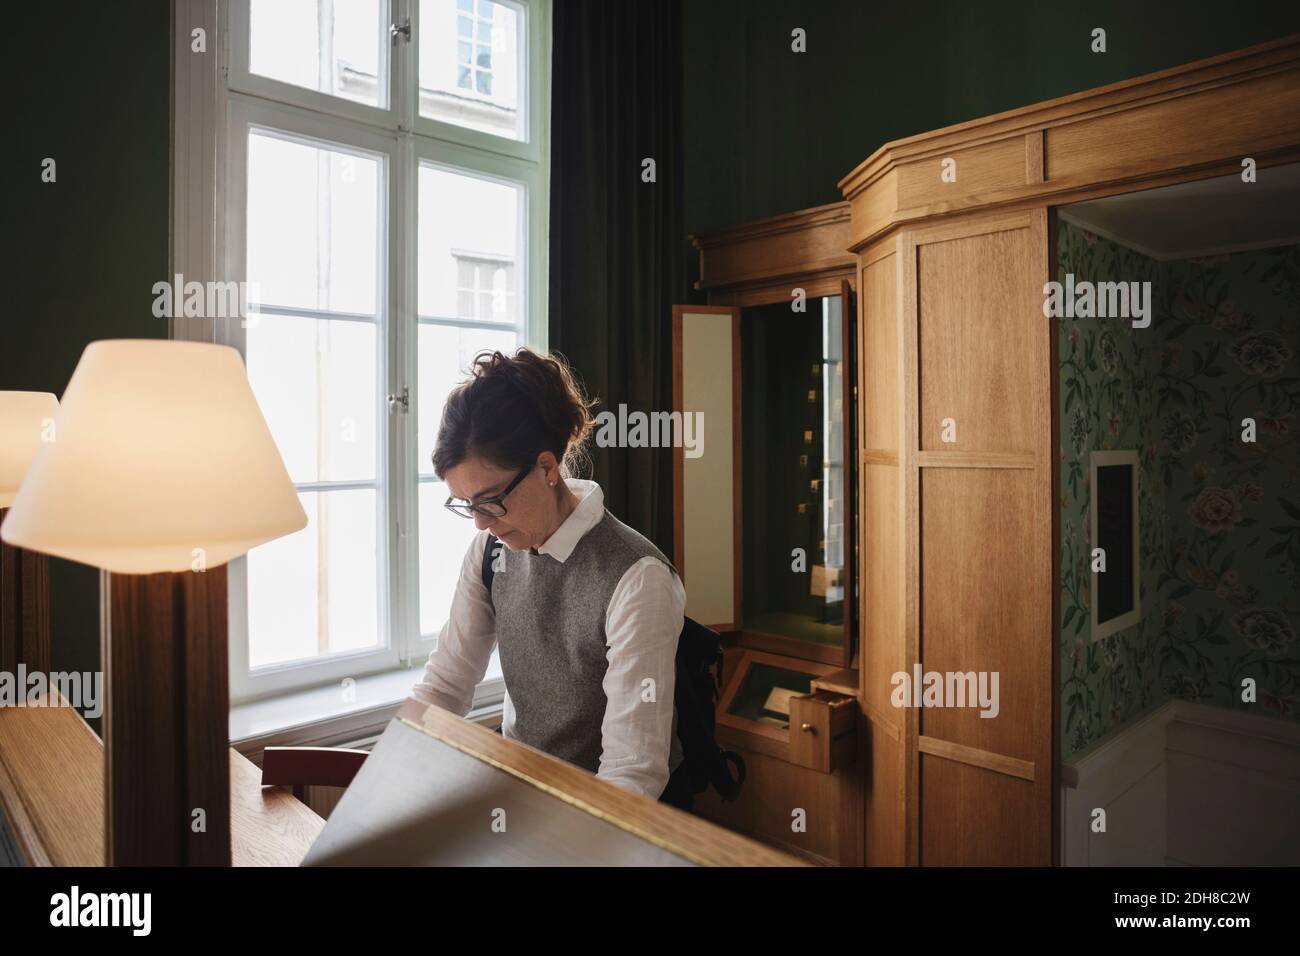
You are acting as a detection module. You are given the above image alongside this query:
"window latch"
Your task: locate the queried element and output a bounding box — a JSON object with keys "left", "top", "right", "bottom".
{"left": 387, "top": 385, "right": 410, "bottom": 413}
{"left": 390, "top": 17, "right": 411, "bottom": 46}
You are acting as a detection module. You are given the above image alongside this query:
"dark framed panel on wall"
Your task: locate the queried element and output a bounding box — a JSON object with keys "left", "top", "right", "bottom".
{"left": 1090, "top": 449, "right": 1141, "bottom": 642}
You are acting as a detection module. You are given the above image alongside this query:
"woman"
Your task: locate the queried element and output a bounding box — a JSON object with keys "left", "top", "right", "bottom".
{"left": 410, "top": 347, "right": 693, "bottom": 809}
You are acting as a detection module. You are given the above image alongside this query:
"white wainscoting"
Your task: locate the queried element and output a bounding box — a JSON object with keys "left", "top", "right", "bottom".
{"left": 1061, "top": 699, "right": 1300, "bottom": 866}
{"left": 1062, "top": 703, "right": 1171, "bottom": 866}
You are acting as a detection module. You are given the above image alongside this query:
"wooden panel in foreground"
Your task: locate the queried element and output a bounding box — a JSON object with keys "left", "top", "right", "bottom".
{"left": 304, "top": 702, "right": 802, "bottom": 867}
{"left": 0, "top": 689, "right": 103, "bottom": 866}
{"left": 0, "top": 689, "right": 323, "bottom": 866}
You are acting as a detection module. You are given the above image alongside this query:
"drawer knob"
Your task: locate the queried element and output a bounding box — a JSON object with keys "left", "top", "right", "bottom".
{"left": 800, "top": 723, "right": 815, "bottom": 733}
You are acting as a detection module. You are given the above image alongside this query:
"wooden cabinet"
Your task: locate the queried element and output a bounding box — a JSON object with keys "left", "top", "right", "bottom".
{"left": 840, "top": 34, "right": 1300, "bottom": 866}
{"left": 850, "top": 211, "right": 1054, "bottom": 867}
{"left": 677, "top": 36, "right": 1300, "bottom": 868}
{"left": 675, "top": 205, "right": 864, "bottom": 865}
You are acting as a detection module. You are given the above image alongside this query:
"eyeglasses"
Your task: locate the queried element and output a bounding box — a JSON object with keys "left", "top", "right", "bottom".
{"left": 443, "top": 465, "right": 533, "bottom": 519}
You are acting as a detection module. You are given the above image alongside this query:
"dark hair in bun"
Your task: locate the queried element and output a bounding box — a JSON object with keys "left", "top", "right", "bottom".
{"left": 431, "top": 348, "right": 596, "bottom": 480}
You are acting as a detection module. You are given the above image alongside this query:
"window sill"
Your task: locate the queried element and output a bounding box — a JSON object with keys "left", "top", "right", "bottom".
{"left": 230, "top": 667, "right": 505, "bottom": 756}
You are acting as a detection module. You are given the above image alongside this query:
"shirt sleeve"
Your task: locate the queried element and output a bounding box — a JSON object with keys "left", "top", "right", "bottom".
{"left": 410, "top": 530, "right": 497, "bottom": 717}
{"left": 597, "top": 556, "right": 686, "bottom": 799}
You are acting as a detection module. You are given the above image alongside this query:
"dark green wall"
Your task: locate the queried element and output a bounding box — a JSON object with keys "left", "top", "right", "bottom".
{"left": 2, "top": 3, "right": 171, "bottom": 727}
{"left": 683, "top": 0, "right": 1300, "bottom": 241}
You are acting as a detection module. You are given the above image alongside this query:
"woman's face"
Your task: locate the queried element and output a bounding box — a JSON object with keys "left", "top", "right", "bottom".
{"left": 443, "top": 453, "right": 562, "bottom": 551}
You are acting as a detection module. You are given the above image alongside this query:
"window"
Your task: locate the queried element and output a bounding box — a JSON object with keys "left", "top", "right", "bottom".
{"left": 456, "top": 0, "right": 495, "bottom": 95}
{"left": 416, "top": 163, "right": 524, "bottom": 638}
{"left": 455, "top": 254, "right": 515, "bottom": 322}
{"left": 420, "top": 0, "right": 525, "bottom": 140}
{"left": 220, "top": 0, "right": 549, "bottom": 702}
{"left": 247, "top": 0, "right": 390, "bottom": 109}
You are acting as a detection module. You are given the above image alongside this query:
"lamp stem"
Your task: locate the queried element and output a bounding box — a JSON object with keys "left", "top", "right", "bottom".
{"left": 0, "top": 507, "right": 50, "bottom": 677}
{"left": 104, "top": 565, "right": 230, "bottom": 866}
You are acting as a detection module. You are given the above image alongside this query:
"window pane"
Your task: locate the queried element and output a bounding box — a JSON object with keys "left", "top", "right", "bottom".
{"left": 418, "top": 165, "right": 521, "bottom": 321}
{"left": 249, "top": 0, "right": 388, "bottom": 108}
{"left": 246, "top": 314, "right": 378, "bottom": 484}
{"left": 418, "top": 480, "right": 482, "bottom": 636}
{"left": 248, "top": 489, "right": 381, "bottom": 668}
{"left": 247, "top": 131, "right": 381, "bottom": 315}
{"left": 417, "top": 324, "right": 517, "bottom": 476}
{"left": 420, "top": 0, "right": 523, "bottom": 140}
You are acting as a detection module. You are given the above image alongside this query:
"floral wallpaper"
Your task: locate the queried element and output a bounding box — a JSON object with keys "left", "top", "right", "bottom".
{"left": 1058, "top": 221, "right": 1300, "bottom": 761}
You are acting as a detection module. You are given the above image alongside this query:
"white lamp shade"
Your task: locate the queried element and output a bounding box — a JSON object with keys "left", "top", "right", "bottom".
{"left": 0, "top": 340, "right": 307, "bottom": 574}
{"left": 0, "top": 391, "right": 59, "bottom": 508}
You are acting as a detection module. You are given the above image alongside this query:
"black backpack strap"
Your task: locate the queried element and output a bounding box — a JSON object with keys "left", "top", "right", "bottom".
{"left": 674, "top": 617, "right": 746, "bottom": 802}
{"left": 481, "top": 533, "right": 498, "bottom": 597}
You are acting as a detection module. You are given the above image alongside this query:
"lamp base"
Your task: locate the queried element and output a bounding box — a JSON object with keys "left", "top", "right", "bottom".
{"left": 0, "top": 507, "right": 51, "bottom": 677}
{"left": 104, "top": 566, "right": 230, "bottom": 866}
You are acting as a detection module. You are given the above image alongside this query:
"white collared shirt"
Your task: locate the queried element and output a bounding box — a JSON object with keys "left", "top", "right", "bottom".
{"left": 411, "top": 478, "right": 687, "bottom": 800}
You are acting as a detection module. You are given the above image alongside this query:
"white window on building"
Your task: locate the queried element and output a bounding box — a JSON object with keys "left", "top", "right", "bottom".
{"left": 455, "top": 254, "right": 515, "bottom": 322}
{"left": 420, "top": 0, "right": 524, "bottom": 140}
{"left": 457, "top": 0, "right": 495, "bottom": 95}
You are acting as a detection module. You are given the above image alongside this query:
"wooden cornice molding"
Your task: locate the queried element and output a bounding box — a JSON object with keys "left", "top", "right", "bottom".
{"left": 838, "top": 33, "right": 1300, "bottom": 249}
{"left": 689, "top": 200, "right": 851, "bottom": 249}
{"left": 839, "top": 34, "right": 1300, "bottom": 195}
{"left": 690, "top": 201, "right": 856, "bottom": 296}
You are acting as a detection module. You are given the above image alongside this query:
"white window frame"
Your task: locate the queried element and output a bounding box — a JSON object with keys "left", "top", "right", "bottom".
{"left": 174, "top": 0, "right": 550, "bottom": 705}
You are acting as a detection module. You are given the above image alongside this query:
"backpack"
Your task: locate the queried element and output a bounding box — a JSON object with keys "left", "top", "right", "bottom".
{"left": 481, "top": 533, "right": 746, "bottom": 801}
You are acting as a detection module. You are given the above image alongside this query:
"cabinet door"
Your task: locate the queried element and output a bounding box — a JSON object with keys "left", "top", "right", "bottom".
{"left": 841, "top": 277, "right": 859, "bottom": 672}
{"left": 671, "top": 306, "right": 740, "bottom": 631}
{"left": 672, "top": 300, "right": 858, "bottom": 664}
{"left": 857, "top": 235, "right": 907, "bottom": 866}
{"left": 865, "top": 209, "right": 1053, "bottom": 865}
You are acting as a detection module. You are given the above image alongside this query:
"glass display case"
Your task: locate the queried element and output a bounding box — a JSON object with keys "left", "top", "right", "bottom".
{"left": 740, "top": 295, "right": 847, "bottom": 652}
{"left": 675, "top": 203, "right": 863, "bottom": 864}
{"left": 672, "top": 286, "right": 857, "bottom": 668}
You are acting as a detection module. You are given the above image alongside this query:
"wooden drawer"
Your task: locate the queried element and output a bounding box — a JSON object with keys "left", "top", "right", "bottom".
{"left": 787, "top": 690, "right": 857, "bottom": 773}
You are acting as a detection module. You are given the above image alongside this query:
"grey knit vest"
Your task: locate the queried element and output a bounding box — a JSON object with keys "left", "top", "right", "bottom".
{"left": 491, "top": 509, "right": 684, "bottom": 780}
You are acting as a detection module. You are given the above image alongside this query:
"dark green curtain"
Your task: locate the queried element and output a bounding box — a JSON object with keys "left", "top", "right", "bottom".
{"left": 547, "top": 0, "right": 685, "bottom": 555}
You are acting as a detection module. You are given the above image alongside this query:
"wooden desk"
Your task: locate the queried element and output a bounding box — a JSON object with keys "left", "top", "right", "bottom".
{"left": 230, "top": 748, "right": 324, "bottom": 866}
{"left": 304, "top": 701, "right": 802, "bottom": 866}
{"left": 0, "top": 693, "right": 323, "bottom": 866}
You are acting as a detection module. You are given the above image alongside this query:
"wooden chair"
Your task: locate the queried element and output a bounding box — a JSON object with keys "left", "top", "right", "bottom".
{"left": 260, "top": 746, "right": 370, "bottom": 803}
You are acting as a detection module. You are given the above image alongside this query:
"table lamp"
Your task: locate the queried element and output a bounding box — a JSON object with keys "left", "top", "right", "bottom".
{"left": 1, "top": 340, "right": 307, "bottom": 865}
{"left": 0, "top": 391, "right": 60, "bottom": 678}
